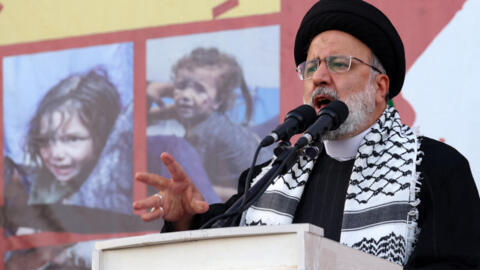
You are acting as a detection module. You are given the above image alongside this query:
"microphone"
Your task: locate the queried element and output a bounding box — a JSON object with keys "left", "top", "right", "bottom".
{"left": 260, "top": 104, "right": 317, "bottom": 147}
{"left": 295, "top": 100, "right": 349, "bottom": 148}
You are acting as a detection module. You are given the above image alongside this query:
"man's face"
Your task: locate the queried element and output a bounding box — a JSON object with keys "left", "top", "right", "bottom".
{"left": 173, "top": 67, "right": 222, "bottom": 124}
{"left": 39, "top": 110, "right": 95, "bottom": 184}
{"left": 302, "top": 30, "right": 386, "bottom": 139}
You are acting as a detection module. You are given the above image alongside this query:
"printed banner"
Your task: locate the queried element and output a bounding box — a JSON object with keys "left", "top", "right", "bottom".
{"left": 0, "top": 0, "right": 477, "bottom": 269}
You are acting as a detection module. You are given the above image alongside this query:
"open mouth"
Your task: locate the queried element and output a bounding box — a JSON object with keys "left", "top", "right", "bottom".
{"left": 314, "top": 95, "right": 335, "bottom": 110}
{"left": 49, "top": 164, "right": 74, "bottom": 178}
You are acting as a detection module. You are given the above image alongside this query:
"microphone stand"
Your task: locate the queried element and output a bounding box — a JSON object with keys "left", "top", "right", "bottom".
{"left": 201, "top": 101, "right": 348, "bottom": 228}
{"left": 200, "top": 144, "right": 300, "bottom": 229}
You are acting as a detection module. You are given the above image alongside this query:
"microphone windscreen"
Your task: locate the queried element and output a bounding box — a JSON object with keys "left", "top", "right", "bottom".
{"left": 286, "top": 104, "right": 317, "bottom": 132}
{"left": 321, "top": 100, "right": 349, "bottom": 130}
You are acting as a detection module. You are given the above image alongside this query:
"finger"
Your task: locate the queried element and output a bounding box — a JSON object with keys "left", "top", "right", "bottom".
{"left": 153, "top": 193, "right": 164, "bottom": 205}
{"left": 132, "top": 198, "right": 152, "bottom": 211}
{"left": 135, "top": 172, "right": 170, "bottom": 190}
{"left": 161, "top": 152, "right": 189, "bottom": 183}
{"left": 141, "top": 206, "right": 164, "bottom": 222}
{"left": 190, "top": 199, "right": 209, "bottom": 214}
{"left": 132, "top": 193, "right": 164, "bottom": 210}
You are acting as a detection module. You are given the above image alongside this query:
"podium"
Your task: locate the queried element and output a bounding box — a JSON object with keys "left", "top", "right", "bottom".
{"left": 93, "top": 223, "right": 401, "bottom": 270}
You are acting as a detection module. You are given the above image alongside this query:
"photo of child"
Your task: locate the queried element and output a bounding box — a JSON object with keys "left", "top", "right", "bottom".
{"left": 2, "top": 42, "right": 135, "bottom": 269}
{"left": 3, "top": 42, "right": 134, "bottom": 226}
{"left": 24, "top": 69, "right": 121, "bottom": 205}
{"left": 146, "top": 26, "right": 280, "bottom": 201}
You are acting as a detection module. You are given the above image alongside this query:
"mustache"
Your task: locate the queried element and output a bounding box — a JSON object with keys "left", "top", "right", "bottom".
{"left": 310, "top": 87, "right": 340, "bottom": 106}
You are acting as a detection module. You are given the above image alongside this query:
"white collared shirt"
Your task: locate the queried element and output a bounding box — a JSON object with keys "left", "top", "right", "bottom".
{"left": 323, "top": 126, "right": 372, "bottom": 161}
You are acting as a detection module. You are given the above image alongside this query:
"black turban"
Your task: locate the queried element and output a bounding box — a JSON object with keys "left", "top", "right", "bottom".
{"left": 294, "top": 0, "right": 405, "bottom": 98}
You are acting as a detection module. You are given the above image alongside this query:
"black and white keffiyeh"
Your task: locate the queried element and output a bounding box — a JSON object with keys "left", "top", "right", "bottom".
{"left": 241, "top": 106, "right": 422, "bottom": 266}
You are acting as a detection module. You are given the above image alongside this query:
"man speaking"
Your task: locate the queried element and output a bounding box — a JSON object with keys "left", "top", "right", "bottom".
{"left": 133, "top": 0, "right": 480, "bottom": 268}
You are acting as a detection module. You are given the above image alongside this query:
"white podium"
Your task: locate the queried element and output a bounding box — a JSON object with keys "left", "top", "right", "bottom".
{"left": 93, "top": 223, "right": 401, "bottom": 270}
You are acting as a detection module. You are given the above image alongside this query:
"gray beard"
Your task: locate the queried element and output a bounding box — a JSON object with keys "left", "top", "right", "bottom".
{"left": 309, "top": 83, "right": 376, "bottom": 140}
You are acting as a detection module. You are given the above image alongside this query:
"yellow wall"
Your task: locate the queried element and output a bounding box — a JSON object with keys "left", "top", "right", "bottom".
{"left": 0, "top": 0, "right": 280, "bottom": 46}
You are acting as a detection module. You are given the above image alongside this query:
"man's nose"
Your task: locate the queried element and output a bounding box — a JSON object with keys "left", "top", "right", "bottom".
{"left": 311, "top": 61, "right": 333, "bottom": 87}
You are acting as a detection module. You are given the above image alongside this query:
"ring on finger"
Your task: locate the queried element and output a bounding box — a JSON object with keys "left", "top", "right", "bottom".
{"left": 149, "top": 194, "right": 164, "bottom": 214}
{"left": 150, "top": 206, "right": 164, "bottom": 217}
{"left": 149, "top": 205, "right": 164, "bottom": 213}
{"left": 153, "top": 193, "right": 164, "bottom": 205}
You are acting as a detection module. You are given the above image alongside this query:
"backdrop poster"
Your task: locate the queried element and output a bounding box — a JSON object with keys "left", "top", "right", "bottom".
{"left": 0, "top": 0, "right": 479, "bottom": 269}
{"left": 145, "top": 26, "right": 280, "bottom": 201}
{"left": 2, "top": 43, "right": 146, "bottom": 269}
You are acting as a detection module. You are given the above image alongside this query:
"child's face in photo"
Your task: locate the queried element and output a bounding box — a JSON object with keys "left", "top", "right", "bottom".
{"left": 173, "top": 67, "right": 222, "bottom": 123}
{"left": 38, "top": 109, "right": 95, "bottom": 184}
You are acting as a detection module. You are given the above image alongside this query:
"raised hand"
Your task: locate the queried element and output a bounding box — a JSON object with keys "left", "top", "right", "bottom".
{"left": 132, "top": 152, "right": 209, "bottom": 231}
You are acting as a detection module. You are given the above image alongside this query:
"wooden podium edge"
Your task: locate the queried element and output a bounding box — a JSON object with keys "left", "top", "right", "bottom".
{"left": 94, "top": 223, "right": 324, "bottom": 250}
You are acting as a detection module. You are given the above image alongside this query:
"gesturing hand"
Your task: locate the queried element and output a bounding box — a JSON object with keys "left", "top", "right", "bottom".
{"left": 132, "top": 152, "right": 209, "bottom": 231}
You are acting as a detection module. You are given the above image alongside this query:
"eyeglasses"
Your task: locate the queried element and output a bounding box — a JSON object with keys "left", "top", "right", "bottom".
{"left": 296, "top": 55, "right": 383, "bottom": 80}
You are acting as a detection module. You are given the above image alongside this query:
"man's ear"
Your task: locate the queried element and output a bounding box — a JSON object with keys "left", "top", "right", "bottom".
{"left": 375, "top": 73, "right": 390, "bottom": 104}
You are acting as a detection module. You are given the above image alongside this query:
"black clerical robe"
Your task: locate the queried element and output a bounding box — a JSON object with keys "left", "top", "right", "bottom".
{"left": 165, "top": 136, "right": 480, "bottom": 269}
